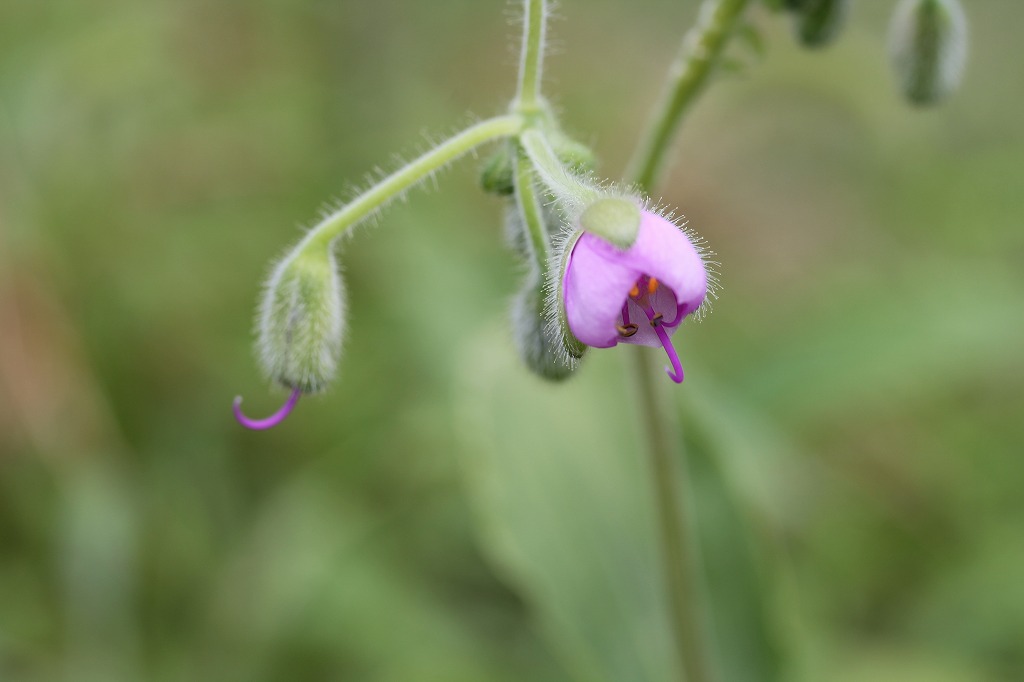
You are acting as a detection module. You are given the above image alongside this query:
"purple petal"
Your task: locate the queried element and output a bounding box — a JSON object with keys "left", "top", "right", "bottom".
{"left": 563, "top": 211, "right": 707, "bottom": 348}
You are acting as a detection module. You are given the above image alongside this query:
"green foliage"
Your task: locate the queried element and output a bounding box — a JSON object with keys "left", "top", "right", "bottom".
{"left": 0, "top": 1, "right": 1020, "bottom": 681}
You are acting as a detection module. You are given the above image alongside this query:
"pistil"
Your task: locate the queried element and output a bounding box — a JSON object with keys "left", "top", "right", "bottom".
{"left": 234, "top": 388, "right": 302, "bottom": 430}
{"left": 640, "top": 303, "right": 685, "bottom": 383}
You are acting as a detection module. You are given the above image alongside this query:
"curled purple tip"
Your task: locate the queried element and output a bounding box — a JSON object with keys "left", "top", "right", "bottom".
{"left": 641, "top": 305, "right": 685, "bottom": 384}
{"left": 233, "top": 387, "right": 302, "bottom": 430}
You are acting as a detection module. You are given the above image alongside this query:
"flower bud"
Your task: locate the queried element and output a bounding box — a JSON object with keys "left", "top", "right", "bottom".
{"left": 480, "top": 141, "right": 516, "bottom": 196}
{"left": 257, "top": 243, "right": 345, "bottom": 393}
{"left": 511, "top": 267, "right": 577, "bottom": 382}
{"left": 888, "top": 0, "right": 967, "bottom": 106}
{"left": 793, "top": 0, "right": 849, "bottom": 49}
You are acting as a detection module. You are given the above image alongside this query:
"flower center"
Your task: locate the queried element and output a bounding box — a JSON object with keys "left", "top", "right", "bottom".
{"left": 616, "top": 275, "right": 685, "bottom": 383}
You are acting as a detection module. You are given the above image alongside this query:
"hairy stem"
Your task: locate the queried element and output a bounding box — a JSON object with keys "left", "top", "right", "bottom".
{"left": 627, "top": 0, "right": 752, "bottom": 191}
{"left": 513, "top": 149, "right": 551, "bottom": 276}
{"left": 516, "top": 0, "right": 547, "bottom": 112}
{"left": 303, "top": 115, "right": 524, "bottom": 252}
{"left": 519, "top": 129, "right": 599, "bottom": 212}
{"left": 626, "top": 2, "right": 752, "bottom": 681}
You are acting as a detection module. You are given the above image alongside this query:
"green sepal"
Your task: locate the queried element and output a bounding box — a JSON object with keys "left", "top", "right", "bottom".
{"left": 554, "top": 229, "right": 588, "bottom": 362}
{"left": 480, "top": 141, "right": 516, "bottom": 196}
{"left": 579, "top": 198, "right": 641, "bottom": 250}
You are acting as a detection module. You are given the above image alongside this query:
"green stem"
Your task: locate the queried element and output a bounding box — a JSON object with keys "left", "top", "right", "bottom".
{"left": 302, "top": 115, "right": 524, "bottom": 252}
{"left": 519, "top": 129, "right": 599, "bottom": 211}
{"left": 513, "top": 149, "right": 551, "bottom": 275}
{"left": 625, "top": 2, "right": 752, "bottom": 682}
{"left": 627, "top": 0, "right": 752, "bottom": 191}
{"left": 515, "top": 0, "right": 547, "bottom": 112}
{"left": 630, "top": 348, "right": 715, "bottom": 682}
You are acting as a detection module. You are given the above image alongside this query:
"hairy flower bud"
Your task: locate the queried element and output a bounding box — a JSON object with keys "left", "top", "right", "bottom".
{"left": 511, "top": 267, "right": 577, "bottom": 382}
{"left": 480, "top": 141, "right": 516, "bottom": 196}
{"left": 257, "top": 244, "right": 345, "bottom": 393}
{"left": 888, "top": 0, "right": 967, "bottom": 106}
{"left": 792, "top": 0, "right": 849, "bottom": 48}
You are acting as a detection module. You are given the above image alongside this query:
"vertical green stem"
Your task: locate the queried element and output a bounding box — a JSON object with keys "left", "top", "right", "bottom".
{"left": 513, "top": 149, "right": 551, "bottom": 276}
{"left": 630, "top": 347, "right": 715, "bottom": 682}
{"left": 627, "top": 0, "right": 752, "bottom": 190}
{"left": 626, "top": 2, "right": 752, "bottom": 681}
{"left": 516, "top": 0, "right": 547, "bottom": 111}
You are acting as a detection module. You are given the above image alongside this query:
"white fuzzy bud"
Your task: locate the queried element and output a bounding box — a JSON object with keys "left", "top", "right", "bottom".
{"left": 257, "top": 244, "right": 345, "bottom": 393}
{"left": 889, "top": 0, "right": 968, "bottom": 106}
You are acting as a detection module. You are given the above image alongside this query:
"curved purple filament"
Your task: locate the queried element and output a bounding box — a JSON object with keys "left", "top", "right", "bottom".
{"left": 641, "top": 304, "right": 685, "bottom": 383}
{"left": 233, "top": 387, "right": 301, "bottom": 430}
{"left": 662, "top": 303, "right": 684, "bottom": 328}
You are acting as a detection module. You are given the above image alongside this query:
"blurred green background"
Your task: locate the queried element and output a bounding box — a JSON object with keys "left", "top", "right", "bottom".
{"left": 1, "top": 1, "right": 1022, "bottom": 681}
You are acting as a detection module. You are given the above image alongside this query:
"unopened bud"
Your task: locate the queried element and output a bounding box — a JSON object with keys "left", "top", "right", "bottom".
{"left": 888, "top": 0, "right": 967, "bottom": 106}
{"left": 511, "top": 268, "right": 577, "bottom": 382}
{"left": 257, "top": 243, "right": 345, "bottom": 393}
{"left": 480, "top": 141, "right": 516, "bottom": 196}
{"left": 793, "top": 0, "right": 849, "bottom": 49}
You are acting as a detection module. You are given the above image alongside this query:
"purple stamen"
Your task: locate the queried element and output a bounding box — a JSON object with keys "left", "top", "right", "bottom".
{"left": 641, "top": 304, "right": 685, "bottom": 383}
{"left": 621, "top": 300, "right": 632, "bottom": 326}
{"left": 233, "top": 387, "right": 301, "bottom": 430}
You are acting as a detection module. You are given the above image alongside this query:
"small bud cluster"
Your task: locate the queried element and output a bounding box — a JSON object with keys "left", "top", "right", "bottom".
{"left": 482, "top": 123, "right": 716, "bottom": 384}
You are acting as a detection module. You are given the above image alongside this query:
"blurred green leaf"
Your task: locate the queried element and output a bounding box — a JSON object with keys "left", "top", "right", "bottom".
{"left": 455, "top": 329, "right": 678, "bottom": 682}
{"left": 728, "top": 263, "right": 1024, "bottom": 423}
{"left": 456, "top": 327, "right": 794, "bottom": 682}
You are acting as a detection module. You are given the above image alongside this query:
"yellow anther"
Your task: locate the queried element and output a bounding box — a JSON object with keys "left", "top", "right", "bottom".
{"left": 617, "top": 324, "right": 639, "bottom": 338}
{"left": 629, "top": 284, "right": 640, "bottom": 298}
{"left": 648, "top": 277, "right": 659, "bottom": 295}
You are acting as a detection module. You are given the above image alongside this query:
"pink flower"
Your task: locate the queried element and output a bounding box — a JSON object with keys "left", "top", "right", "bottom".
{"left": 561, "top": 210, "right": 709, "bottom": 383}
